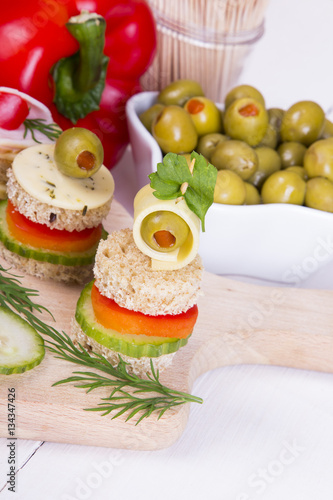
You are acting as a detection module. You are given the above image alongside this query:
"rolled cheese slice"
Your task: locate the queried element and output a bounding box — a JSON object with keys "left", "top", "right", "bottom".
{"left": 133, "top": 184, "right": 200, "bottom": 270}
{"left": 12, "top": 143, "right": 114, "bottom": 211}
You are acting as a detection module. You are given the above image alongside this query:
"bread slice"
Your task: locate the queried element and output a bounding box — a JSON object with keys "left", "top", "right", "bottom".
{"left": 0, "top": 157, "right": 11, "bottom": 200}
{"left": 94, "top": 228, "right": 203, "bottom": 316}
{"left": 6, "top": 167, "right": 112, "bottom": 232}
{"left": 71, "top": 318, "right": 176, "bottom": 377}
{"left": 0, "top": 157, "right": 11, "bottom": 184}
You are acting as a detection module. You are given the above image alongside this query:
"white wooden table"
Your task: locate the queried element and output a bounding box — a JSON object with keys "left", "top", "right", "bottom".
{"left": 2, "top": 0, "right": 333, "bottom": 498}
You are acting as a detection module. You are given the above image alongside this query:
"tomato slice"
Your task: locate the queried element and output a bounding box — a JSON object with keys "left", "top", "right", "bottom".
{"left": 6, "top": 200, "right": 102, "bottom": 253}
{"left": 91, "top": 283, "right": 198, "bottom": 338}
{"left": 0, "top": 93, "right": 29, "bottom": 130}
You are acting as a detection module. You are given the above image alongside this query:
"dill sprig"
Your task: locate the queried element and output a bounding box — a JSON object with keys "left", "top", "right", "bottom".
{"left": 23, "top": 118, "right": 62, "bottom": 143}
{"left": 0, "top": 265, "right": 202, "bottom": 423}
{"left": 0, "top": 265, "right": 53, "bottom": 326}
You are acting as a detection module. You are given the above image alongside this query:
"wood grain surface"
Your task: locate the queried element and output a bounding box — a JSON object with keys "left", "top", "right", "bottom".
{"left": 1, "top": 199, "right": 333, "bottom": 451}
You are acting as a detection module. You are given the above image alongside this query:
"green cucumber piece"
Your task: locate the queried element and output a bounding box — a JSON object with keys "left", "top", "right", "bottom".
{"left": 75, "top": 281, "right": 190, "bottom": 359}
{"left": 0, "top": 307, "right": 45, "bottom": 374}
{"left": 0, "top": 200, "right": 107, "bottom": 266}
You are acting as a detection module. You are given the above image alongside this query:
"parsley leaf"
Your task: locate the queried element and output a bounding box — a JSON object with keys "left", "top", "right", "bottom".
{"left": 149, "top": 151, "right": 217, "bottom": 231}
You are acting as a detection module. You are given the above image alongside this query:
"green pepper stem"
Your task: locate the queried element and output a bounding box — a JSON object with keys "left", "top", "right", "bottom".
{"left": 51, "top": 11, "right": 109, "bottom": 123}
{"left": 67, "top": 12, "right": 106, "bottom": 93}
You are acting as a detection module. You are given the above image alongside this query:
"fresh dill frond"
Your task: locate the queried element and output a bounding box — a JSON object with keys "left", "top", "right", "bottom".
{"left": 0, "top": 265, "right": 202, "bottom": 423}
{"left": 23, "top": 119, "right": 62, "bottom": 143}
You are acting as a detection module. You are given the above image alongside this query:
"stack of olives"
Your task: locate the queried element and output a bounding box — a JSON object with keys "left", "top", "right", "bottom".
{"left": 139, "top": 80, "right": 333, "bottom": 213}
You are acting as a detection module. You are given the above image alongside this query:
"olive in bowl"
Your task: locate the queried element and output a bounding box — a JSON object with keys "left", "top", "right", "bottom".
{"left": 223, "top": 97, "right": 269, "bottom": 146}
{"left": 261, "top": 170, "right": 306, "bottom": 205}
{"left": 184, "top": 96, "right": 223, "bottom": 136}
{"left": 151, "top": 105, "right": 198, "bottom": 154}
{"left": 280, "top": 101, "right": 325, "bottom": 146}
{"left": 303, "top": 138, "right": 333, "bottom": 182}
{"left": 157, "top": 79, "right": 204, "bottom": 106}
{"left": 210, "top": 140, "right": 258, "bottom": 180}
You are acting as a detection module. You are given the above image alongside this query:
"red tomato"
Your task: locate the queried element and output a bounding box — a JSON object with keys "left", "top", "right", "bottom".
{"left": 0, "top": 92, "right": 29, "bottom": 130}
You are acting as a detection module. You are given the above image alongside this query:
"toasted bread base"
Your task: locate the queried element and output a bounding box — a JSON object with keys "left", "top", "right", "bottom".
{"left": 0, "top": 241, "right": 93, "bottom": 285}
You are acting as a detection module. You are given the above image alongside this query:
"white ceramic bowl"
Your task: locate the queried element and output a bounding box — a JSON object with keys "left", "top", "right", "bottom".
{"left": 126, "top": 91, "right": 333, "bottom": 283}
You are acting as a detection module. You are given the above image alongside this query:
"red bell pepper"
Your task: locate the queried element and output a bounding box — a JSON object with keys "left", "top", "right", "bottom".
{"left": 0, "top": 0, "right": 156, "bottom": 168}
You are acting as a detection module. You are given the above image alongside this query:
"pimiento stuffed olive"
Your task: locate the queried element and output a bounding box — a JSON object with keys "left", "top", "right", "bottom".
{"left": 184, "top": 96, "right": 223, "bottom": 136}
{"left": 224, "top": 84, "right": 265, "bottom": 110}
{"left": 140, "top": 211, "right": 190, "bottom": 252}
{"left": 54, "top": 128, "right": 103, "bottom": 178}
{"left": 223, "top": 97, "right": 269, "bottom": 146}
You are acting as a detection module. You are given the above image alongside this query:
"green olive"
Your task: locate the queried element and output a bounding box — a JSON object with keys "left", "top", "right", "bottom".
{"left": 152, "top": 105, "right": 198, "bottom": 154}
{"left": 258, "top": 123, "right": 278, "bottom": 149}
{"left": 244, "top": 182, "right": 261, "bottom": 205}
{"left": 224, "top": 84, "right": 265, "bottom": 110}
{"left": 223, "top": 97, "right": 269, "bottom": 146}
{"left": 303, "top": 138, "right": 333, "bottom": 181}
{"left": 280, "top": 101, "right": 325, "bottom": 146}
{"left": 261, "top": 171, "right": 306, "bottom": 205}
{"left": 321, "top": 118, "right": 333, "bottom": 139}
{"left": 54, "top": 128, "right": 104, "bottom": 178}
{"left": 210, "top": 140, "right": 258, "bottom": 180}
{"left": 268, "top": 108, "right": 285, "bottom": 131}
{"left": 277, "top": 141, "right": 307, "bottom": 168}
{"left": 248, "top": 146, "right": 281, "bottom": 189}
{"left": 305, "top": 177, "right": 333, "bottom": 212}
{"left": 157, "top": 80, "right": 204, "bottom": 106}
{"left": 285, "top": 166, "right": 308, "bottom": 181}
{"left": 184, "top": 96, "right": 223, "bottom": 136}
{"left": 214, "top": 169, "right": 246, "bottom": 205}
{"left": 140, "top": 211, "right": 190, "bottom": 253}
{"left": 139, "top": 104, "right": 165, "bottom": 133}
{"left": 196, "top": 133, "right": 229, "bottom": 160}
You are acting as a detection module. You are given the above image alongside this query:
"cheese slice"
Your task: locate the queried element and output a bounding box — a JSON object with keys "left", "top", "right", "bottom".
{"left": 133, "top": 184, "right": 200, "bottom": 270}
{"left": 12, "top": 144, "right": 114, "bottom": 210}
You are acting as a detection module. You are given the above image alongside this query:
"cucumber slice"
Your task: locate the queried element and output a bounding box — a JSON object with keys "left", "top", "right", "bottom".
{"left": 0, "top": 200, "right": 107, "bottom": 266}
{"left": 0, "top": 307, "right": 45, "bottom": 374}
{"left": 75, "top": 281, "right": 190, "bottom": 358}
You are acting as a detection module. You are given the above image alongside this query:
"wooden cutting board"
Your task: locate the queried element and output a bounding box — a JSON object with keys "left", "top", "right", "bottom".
{"left": 1, "top": 199, "right": 333, "bottom": 451}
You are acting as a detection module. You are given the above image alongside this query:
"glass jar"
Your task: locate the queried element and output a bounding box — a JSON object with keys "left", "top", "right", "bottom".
{"left": 141, "top": 0, "right": 269, "bottom": 103}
